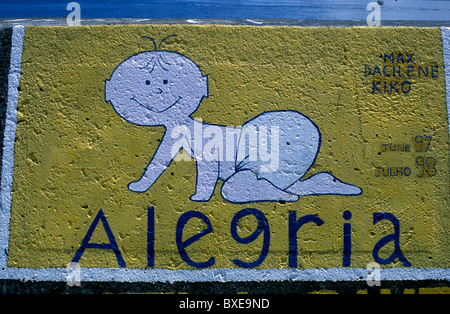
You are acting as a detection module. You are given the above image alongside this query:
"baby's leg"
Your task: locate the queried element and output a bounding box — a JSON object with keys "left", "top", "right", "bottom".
{"left": 221, "top": 170, "right": 299, "bottom": 203}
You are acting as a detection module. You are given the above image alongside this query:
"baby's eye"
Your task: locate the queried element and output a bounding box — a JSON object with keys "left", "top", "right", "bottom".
{"left": 145, "top": 80, "right": 151, "bottom": 85}
{"left": 163, "top": 80, "right": 168, "bottom": 85}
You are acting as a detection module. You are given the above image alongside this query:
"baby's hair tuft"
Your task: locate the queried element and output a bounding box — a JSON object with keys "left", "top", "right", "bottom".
{"left": 141, "top": 36, "right": 157, "bottom": 50}
{"left": 158, "top": 34, "right": 177, "bottom": 49}
{"left": 141, "top": 35, "right": 177, "bottom": 50}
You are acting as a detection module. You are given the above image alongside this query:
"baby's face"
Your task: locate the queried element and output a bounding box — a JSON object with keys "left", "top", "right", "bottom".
{"left": 105, "top": 51, "right": 208, "bottom": 126}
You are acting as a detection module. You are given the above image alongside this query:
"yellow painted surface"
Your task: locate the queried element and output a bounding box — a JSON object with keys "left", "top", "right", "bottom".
{"left": 7, "top": 25, "right": 449, "bottom": 270}
{"left": 308, "top": 290, "right": 338, "bottom": 294}
{"left": 419, "top": 287, "right": 450, "bottom": 294}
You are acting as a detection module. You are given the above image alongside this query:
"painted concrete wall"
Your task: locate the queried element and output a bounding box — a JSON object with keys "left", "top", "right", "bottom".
{"left": 0, "top": 24, "right": 449, "bottom": 293}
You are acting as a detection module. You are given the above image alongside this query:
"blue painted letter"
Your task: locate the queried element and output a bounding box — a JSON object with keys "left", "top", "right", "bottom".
{"left": 176, "top": 210, "right": 215, "bottom": 268}
{"left": 289, "top": 211, "right": 324, "bottom": 268}
{"left": 147, "top": 206, "right": 155, "bottom": 267}
{"left": 343, "top": 210, "right": 352, "bottom": 267}
{"left": 230, "top": 208, "right": 270, "bottom": 268}
{"left": 72, "top": 209, "right": 126, "bottom": 267}
{"left": 372, "top": 212, "right": 411, "bottom": 267}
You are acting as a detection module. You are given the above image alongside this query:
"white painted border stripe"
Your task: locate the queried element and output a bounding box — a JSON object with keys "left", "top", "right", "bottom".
{"left": 0, "top": 267, "right": 449, "bottom": 283}
{"left": 0, "top": 25, "right": 24, "bottom": 270}
{"left": 443, "top": 27, "right": 450, "bottom": 163}
{"left": 0, "top": 25, "right": 449, "bottom": 283}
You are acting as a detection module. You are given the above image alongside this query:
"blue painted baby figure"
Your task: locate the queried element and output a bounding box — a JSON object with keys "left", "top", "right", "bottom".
{"left": 105, "top": 45, "right": 362, "bottom": 203}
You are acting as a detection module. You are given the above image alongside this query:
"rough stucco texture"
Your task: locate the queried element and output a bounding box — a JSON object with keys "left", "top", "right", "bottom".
{"left": 5, "top": 25, "right": 449, "bottom": 272}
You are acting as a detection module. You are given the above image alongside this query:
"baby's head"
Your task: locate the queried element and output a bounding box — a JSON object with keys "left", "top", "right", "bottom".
{"left": 105, "top": 50, "right": 208, "bottom": 126}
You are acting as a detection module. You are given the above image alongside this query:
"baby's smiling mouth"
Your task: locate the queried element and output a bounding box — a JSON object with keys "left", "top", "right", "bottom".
{"left": 130, "top": 96, "right": 182, "bottom": 113}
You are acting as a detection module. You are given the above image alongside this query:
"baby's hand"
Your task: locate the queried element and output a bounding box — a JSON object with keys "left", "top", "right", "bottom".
{"left": 128, "top": 180, "right": 152, "bottom": 193}
{"left": 190, "top": 193, "right": 210, "bottom": 202}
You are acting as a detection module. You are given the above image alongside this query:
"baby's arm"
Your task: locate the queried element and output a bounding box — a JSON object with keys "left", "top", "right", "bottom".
{"left": 128, "top": 132, "right": 179, "bottom": 193}
{"left": 190, "top": 159, "right": 219, "bottom": 201}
